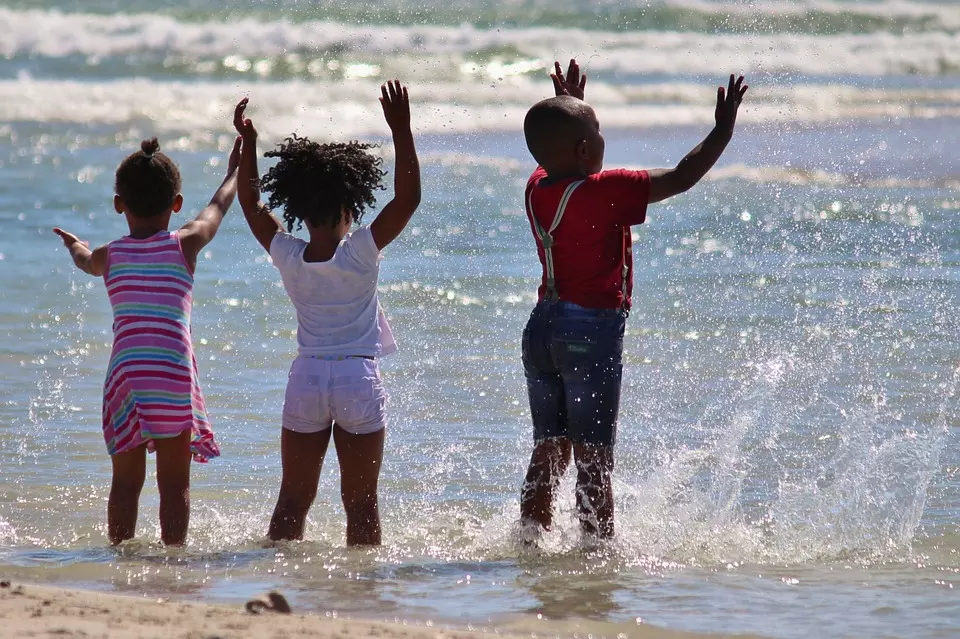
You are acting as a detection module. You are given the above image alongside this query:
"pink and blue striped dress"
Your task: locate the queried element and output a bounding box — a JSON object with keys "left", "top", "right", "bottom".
{"left": 102, "top": 230, "right": 219, "bottom": 462}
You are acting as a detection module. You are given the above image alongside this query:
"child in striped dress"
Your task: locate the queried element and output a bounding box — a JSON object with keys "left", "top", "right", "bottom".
{"left": 53, "top": 136, "right": 241, "bottom": 546}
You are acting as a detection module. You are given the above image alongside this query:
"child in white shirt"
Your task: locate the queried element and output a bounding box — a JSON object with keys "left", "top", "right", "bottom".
{"left": 233, "top": 81, "right": 420, "bottom": 546}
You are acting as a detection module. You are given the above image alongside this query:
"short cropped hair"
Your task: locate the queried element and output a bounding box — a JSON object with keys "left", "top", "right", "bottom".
{"left": 114, "top": 138, "right": 182, "bottom": 218}
{"left": 523, "top": 96, "right": 592, "bottom": 167}
{"left": 260, "top": 134, "right": 385, "bottom": 232}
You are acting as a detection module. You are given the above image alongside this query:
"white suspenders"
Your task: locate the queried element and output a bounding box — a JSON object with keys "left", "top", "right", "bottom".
{"left": 527, "top": 180, "right": 584, "bottom": 300}
{"left": 620, "top": 242, "right": 630, "bottom": 306}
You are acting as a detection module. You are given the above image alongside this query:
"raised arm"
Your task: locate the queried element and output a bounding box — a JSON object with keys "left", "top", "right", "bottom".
{"left": 648, "top": 74, "right": 748, "bottom": 203}
{"left": 179, "top": 136, "right": 241, "bottom": 265}
{"left": 233, "top": 98, "right": 282, "bottom": 253}
{"left": 370, "top": 80, "right": 421, "bottom": 250}
{"left": 53, "top": 228, "right": 108, "bottom": 276}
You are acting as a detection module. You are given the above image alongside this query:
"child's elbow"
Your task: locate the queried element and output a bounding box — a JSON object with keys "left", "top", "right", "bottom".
{"left": 402, "top": 189, "right": 421, "bottom": 211}
{"left": 669, "top": 170, "right": 702, "bottom": 196}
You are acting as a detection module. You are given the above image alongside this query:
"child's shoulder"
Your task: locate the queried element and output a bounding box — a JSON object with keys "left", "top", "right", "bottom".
{"left": 343, "top": 226, "right": 380, "bottom": 265}
{"left": 584, "top": 168, "right": 651, "bottom": 196}
{"left": 529, "top": 167, "right": 648, "bottom": 188}
{"left": 270, "top": 230, "right": 303, "bottom": 249}
{"left": 588, "top": 167, "right": 649, "bottom": 182}
{"left": 267, "top": 230, "right": 305, "bottom": 266}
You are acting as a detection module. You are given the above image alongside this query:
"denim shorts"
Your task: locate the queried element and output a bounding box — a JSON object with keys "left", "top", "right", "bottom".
{"left": 522, "top": 301, "right": 626, "bottom": 446}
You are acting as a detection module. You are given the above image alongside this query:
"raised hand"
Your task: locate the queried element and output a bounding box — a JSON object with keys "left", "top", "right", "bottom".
{"left": 379, "top": 80, "right": 410, "bottom": 133}
{"left": 715, "top": 74, "right": 748, "bottom": 133}
{"left": 234, "top": 97, "right": 258, "bottom": 141}
{"left": 551, "top": 59, "right": 586, "bottom": 100}
{"left": 53, "top": 227, "right": 87, "bottom": 250}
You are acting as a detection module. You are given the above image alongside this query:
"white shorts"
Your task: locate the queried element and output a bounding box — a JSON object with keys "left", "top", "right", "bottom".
{"left": 282, "top": 356, "right": 387, "bottom": 435}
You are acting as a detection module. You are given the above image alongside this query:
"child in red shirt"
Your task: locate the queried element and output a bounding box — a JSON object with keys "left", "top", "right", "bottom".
{"left": 520, "top": 59, "right": 748, "bottom": 540}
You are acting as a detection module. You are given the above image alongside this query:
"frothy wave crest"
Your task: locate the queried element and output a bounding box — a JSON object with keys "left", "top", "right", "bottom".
{"left": 2, "top": 8, "right": 959, "bottom": 78}
{"left": 3, "top": 77, "right": 959, "bottom": 144}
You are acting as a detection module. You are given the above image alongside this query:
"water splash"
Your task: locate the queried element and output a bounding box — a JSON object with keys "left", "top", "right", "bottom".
{"left": 591, "top": 345, "right": 957, "bottom": 566}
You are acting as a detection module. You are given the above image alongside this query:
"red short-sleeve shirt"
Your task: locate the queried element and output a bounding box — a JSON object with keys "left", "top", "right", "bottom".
{"left": 525, "top": 167, "right": 651, "bottom": 310}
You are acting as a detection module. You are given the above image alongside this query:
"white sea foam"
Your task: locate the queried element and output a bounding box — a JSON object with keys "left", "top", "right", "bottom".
{"left": 0, "top": 519, "right": 16, "bottom": 545}
{"left": 2, "top": 76, "right": 959, "bottom": 144}
{"left": 664, "top": 0, "right": 960, "bottom": 29}
{"left": 1, "top": 8, "right": 959, "bottom": 77}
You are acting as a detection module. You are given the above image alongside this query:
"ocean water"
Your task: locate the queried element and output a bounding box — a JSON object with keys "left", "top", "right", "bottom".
{"left": 1, "top": 1, "right": 959, "bottom": 637}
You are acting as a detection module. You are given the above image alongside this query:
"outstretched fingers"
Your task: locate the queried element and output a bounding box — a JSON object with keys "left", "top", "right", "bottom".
{"left": 233, "top": 97, "right": 248, "bottom": 132}
{"left": 380, "top": 80, "right": 409, "bottom": 110}
{"left": 551, "top": 60, "right": 565, "bottom": 92}
{"left": 728, "top": 75, "right": 748, "bottom": 104}
{"left": 565, "top": 59, "right": 581, "bottom": 90}
{"left": 380, "top": 79, "right": 401, "bottom": 105}
{"left": 233, "top": 97, "right": 258, "bottom": 140}
{"left": 52, "top": 227, "right": 86, "bottom": 248}
{"left": 550, "top": 73, "right": 563, "bottom": 95}
{"left": 718, "top": 74, "right": 748, "bottom": 111}
{"left": 551, "top": 59, "right": 587, "bottom": 98}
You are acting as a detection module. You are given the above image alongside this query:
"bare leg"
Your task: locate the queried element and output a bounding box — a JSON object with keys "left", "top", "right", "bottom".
{"left": 153, "top": 430, "right": 193, "bottom": 546}
{"left": 520, "top": 437, "right": 572, "bottom": 532}
{"left": 268, "top": 428, "right": 331, "bottom": 541}
{"left": 333, "top": 426, "right": 384, "bottom": 546}
{"left": 108, "top": 444, "right": 147, "bottom": 545}
{"left": 573, "top": 443, "right": 615, "bottom": 539}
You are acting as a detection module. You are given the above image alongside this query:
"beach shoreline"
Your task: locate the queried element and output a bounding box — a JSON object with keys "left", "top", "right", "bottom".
{"left": 0, "top": 580, "right": 765, "bottom": 639}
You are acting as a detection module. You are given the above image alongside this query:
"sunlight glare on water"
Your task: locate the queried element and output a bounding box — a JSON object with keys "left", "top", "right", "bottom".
{"left": 1, "top": 1, "right": 959, "bottom": 638}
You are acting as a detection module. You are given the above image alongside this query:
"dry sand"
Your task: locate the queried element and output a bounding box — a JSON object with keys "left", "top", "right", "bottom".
{"left": 0, "top": 580, "right": 764, "bottom": 639}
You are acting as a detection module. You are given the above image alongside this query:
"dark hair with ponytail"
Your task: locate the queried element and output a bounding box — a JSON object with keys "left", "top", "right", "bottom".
{"left": 114, "top": 137, "right": 182, "bottom": 218}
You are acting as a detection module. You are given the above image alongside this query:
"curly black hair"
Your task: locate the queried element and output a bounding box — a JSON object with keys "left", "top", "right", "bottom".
{"left": 114, "top": 138, "right": 182, "bottom": 218}
{"left": 260, "top": 134, "right": 385, "bottom": 232}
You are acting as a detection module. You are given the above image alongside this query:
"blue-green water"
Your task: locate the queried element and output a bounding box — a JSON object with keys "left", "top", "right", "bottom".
{"left": 1, "top": 2, "right": 959, "bottom": 637}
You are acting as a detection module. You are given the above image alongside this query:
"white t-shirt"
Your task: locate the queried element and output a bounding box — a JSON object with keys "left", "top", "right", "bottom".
{"left": 269, "top": 226, "right": 397, "bottom": 358}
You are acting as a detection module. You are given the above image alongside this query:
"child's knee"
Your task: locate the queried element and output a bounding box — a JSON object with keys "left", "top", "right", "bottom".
{"left": 276, "top": 488, "right": 315, "bottom": 515}
{"left": 341, "top": 490, "right": 377, "bottom": 517}
{"left": 156, "top": 474, "right": 190, "bottom": 501}
{"left": 109, "top": 482, "right": 142, "bottom": 504}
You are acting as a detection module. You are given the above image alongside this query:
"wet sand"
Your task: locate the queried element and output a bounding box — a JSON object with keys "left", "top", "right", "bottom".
{"left": 0, "top": 580, "right": 764, "bottom": 639}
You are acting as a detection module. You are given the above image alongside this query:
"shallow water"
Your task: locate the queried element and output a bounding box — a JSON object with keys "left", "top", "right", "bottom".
{"left": 2, "top": 2, "right": 960, "bottom": 638}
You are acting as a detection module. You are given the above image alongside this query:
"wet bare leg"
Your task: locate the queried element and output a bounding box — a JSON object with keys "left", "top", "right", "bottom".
{"left": 333, "top": 426, "right": 385, "bottom": 546}
{"left": 520, "top": 437, "right": 572, "bottom": 533}
{"left": 108, "top": 444, "right": 147, "bottom": 545}
{"left": 268, "top": 428, "right": 332, "bottom": 541}
{"left": 573, "top": 443, "right": 615, "bottom": 539}
{"left": 153, "top": 430, "right": 193, "bottom": 546}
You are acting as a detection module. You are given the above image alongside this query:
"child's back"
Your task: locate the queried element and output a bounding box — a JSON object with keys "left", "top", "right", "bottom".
{"left": 524, "top": 166, "right": 648, "bottom": 310}
{"left": 102, "top": 230, "right": 217, "bottom": 460}
{"left": 270, "top": 227, "right": 396, "bottom": 357}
